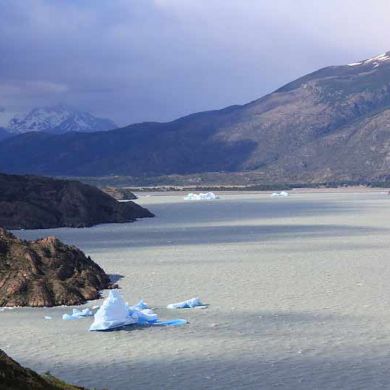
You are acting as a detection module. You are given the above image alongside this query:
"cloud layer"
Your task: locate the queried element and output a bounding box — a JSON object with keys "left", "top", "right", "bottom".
{"left": 0, "top": 0, "right": 389, "bottom": 126}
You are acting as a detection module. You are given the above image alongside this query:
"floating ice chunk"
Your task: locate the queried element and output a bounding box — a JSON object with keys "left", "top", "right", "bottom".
{"left": 167, "top": 297, "right": 207, "bottom": 309}
{"left": 129, "top": 300, "right": 149, "bottom": 311}
{"left": 271, "top": 191, "right": 289, "bottom": 197}
{"left": 129, "top": 308, "right": 158, "bottom": 325}
{"left": 44, "top": 316, "right": 52, "bottom": 320}
{"left": 154, "top": 319, "right": 188, "bottom": 326}
{"left": 63, "top": 308, "right": 94, "bottom": 320}
{"left": 89, "top": 290, "right": 186, "bottom": 331}
{"left": 184, "top": 192, "right": 218, "bottom": 201}
{"left": 89, "top": 290, "right": 136, "bottom": 331}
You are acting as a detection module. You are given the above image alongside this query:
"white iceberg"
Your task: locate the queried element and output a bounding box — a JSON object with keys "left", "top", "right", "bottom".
{"left": 271, "top": 191, "right": 289, "bottom": 197}
{"left": 129, "top": 308, "right": 158, "bottom": 325}
{"left": 184, "top": 192, "right": 218, "bottom": 201}
{"left": 89, "top": 290, "right": 187, "bottom": 331}
{"left": 167, "top": 297, "right": 207, "bottom": 309}
{"left": 89, "top": 290, "right": 137, "bottom": 331}
{"left": 63, "top": 308, "right": 94, "bottom": 320}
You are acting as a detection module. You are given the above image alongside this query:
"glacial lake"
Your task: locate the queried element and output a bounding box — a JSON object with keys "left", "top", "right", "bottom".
{"left": 4, "top": 191, "right": 390, "bottom": 390}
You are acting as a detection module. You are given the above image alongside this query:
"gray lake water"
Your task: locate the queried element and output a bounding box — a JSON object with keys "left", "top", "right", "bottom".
{"left": 5, "top": 191, "right": 390, "bottom": 390}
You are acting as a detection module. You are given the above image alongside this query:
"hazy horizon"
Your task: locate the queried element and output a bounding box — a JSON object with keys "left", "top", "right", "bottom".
{"left": 0, "top": 0, "right": 389, "bottom": 127}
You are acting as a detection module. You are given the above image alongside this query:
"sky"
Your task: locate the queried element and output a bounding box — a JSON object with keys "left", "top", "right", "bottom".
{"left": 0, "top": 0, "right": 389, "bottom": 127}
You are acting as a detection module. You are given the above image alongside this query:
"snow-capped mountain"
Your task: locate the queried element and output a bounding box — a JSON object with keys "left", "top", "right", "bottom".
{"left": 7, "top": 105, "right": 117, "bottom": 134}
{"left": 348, "top": 52, "right": 390, "bottom": 68}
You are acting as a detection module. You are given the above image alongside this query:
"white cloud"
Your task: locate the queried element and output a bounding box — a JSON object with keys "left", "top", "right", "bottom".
{"left": 0, "top": 80, "right": 69, "bottom": 97}
{"left": 0, "top": 0, "right": 389, "bottom": 126}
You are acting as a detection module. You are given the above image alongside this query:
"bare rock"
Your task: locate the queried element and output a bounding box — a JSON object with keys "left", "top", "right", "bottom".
{"left": 0, "top": 227, "right": 113, "bottom": 307}
{"left": 102, "top": 186, "right": 137, "bottom": 200}
{"left": 0, "top": 173, "right": 153, "bottom": 230}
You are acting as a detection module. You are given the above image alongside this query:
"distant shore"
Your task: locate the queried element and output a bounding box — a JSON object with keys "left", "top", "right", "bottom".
{"left": 77, "top": 182, "right": 389, "bottom": 194}
{"left": 62, "top": 174, "right": 390, "bottom": 193}
{"left": 125, "top": 185, "right": 390, "bottom": 194}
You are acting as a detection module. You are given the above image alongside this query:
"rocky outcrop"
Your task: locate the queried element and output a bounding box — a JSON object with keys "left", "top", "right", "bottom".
{"left": 0, "top": 349, "right": 85, "bottom": 389}
{"left": 0, "top": 228, "right": 113, "bottom": 307}
{"left": 102, "top": 186, "right": 137, "bottom": 200}
{"left": 0, "top": 173, "right": 153, "bottom": 230}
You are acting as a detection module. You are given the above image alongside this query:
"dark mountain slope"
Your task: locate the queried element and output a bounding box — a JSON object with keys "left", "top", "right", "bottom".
{"left": 0, "top": 127, "right": 11, "bottom": 142}
{"left": 0, "top": 349, "right": 84, "bottom": 389}
{"left": 0, "top": 52, "right": 389, "bottom": 183}
{"left": 0, "top": 109, "right": 255, "bottom": 176}
{"left": 0, "top": 173, "right": 153, "bottom": 229}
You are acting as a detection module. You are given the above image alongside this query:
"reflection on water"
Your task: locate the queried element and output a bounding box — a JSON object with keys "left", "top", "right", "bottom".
{"left": 12, "top": 194, "right": 380, "bottom": 252}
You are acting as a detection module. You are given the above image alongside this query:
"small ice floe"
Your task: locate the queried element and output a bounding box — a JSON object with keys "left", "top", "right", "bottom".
{"left": 89, "top": 290, "right": 186, "bottom": 331}
{"left": 167, "top": 297, "right": 207, "bottom": 309}
{"left": 62, "top": 308, "right": 94, "bottom": 320}
{"left": 129, "top": 300, "right": 149, "bottom": 311}
{"left": 271, "top": 191, "right": 289, "bottom": 197}
{"left": 44, "top": 316, "right": 52, "bottom": 320}
{"left": 184, "top": 192, "right": 218, "bottom": 201}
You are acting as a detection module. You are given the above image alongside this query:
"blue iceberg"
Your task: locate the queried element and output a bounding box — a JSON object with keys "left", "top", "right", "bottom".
{"left": 63, "top": 308, "right": 94, "bottom": 320}
{"left": 184, "top": 192, "right": 219, "bottom": 201}
{"left": 89, "top": 290, "right": 187, "bottom": 331}
{"left": 271, "top": 191, "right": 289, "bottom": 197}
{"left": 129, "top": 299, "right": 149, "bottom": 311}
{"left": 167, "top": 297, "right": 207, "bottom": 309}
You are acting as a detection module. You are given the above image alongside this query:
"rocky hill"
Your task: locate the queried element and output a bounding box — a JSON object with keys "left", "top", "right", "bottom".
{"left": 0, "top": 227, "right": 112, "bottom": 307}
{"left": 0, "top": 173, "right": 153, "bottom": 230}
{"left": 0, "top": 52, "right": 390, "bottom": 184}
{"left": 0, "top": 349, "right": 84, "bottom": 389}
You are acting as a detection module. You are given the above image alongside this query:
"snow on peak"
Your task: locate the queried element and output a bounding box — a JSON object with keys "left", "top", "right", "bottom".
{"left": 348, "top": 52, "right": 390, "bottom": 68}
{"left": 8, "top": 105, "right": 117, "bottom": 134}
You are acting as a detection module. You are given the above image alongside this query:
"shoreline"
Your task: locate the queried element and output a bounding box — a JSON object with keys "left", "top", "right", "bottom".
{"left": 132, "top": 186, "right": 390, "bottom": 195}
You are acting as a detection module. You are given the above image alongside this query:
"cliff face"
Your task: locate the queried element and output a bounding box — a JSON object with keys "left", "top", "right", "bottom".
{"left": 0, "top": 228, "right": 113, "bottom": 307}
{"left": 0, "top": 173, "right": 153, "bottom": 230}
{"left": 0, "top": 349, "right": 84, "bottom": 389}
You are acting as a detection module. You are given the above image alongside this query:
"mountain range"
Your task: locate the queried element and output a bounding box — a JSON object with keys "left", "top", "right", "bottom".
{"left": 0, "top": 52, "right": 390, "bottom": 184}
{"left": 4, "top": 105, "right": 116, "bottom": 135}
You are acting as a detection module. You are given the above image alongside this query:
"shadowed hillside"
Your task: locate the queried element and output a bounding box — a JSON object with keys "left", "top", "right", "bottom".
{"left": 0, "top": 173, "right": 153, "bottom": 229}
{"left": 0, "top": 52, "right": 390, "bottom": 184}
{"left": 0, "top": 349, "right": 85, "bottom": 389}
